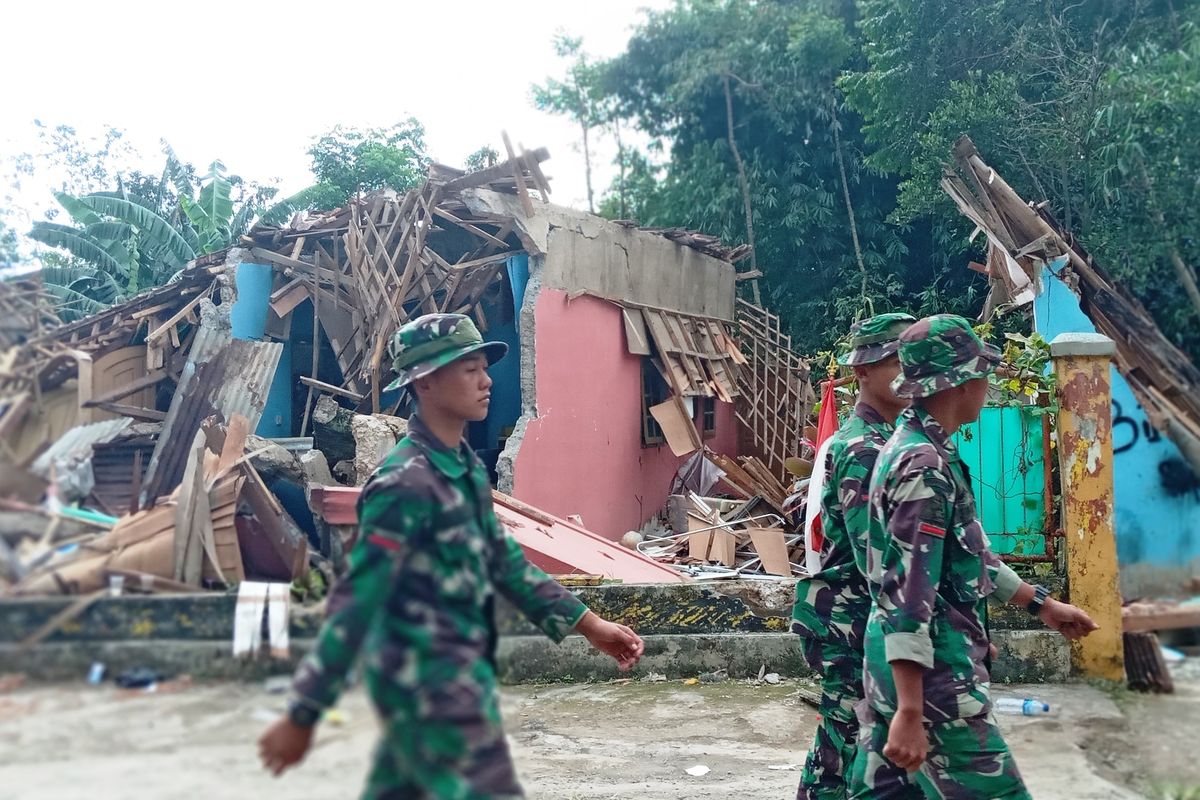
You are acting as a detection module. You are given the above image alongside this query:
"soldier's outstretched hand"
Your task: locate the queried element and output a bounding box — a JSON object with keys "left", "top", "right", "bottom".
{"left": 259, "top": 716, "right": 315, "bottom": 776}
{"left": 1039, "top": 598, "right": 1099, "bottom": 641}
{"left": 575, "top": 611, "right": 645, "bottom": 671}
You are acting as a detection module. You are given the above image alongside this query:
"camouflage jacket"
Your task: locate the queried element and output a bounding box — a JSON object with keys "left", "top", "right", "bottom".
{"left": 291, "top": 414, "right": 588, "bottom": 714}
{"left": 862, "top": 406, "right": 1022, "bottom": 722}
{"left": 791, "top": 402, "right": 893, "bottom": 646}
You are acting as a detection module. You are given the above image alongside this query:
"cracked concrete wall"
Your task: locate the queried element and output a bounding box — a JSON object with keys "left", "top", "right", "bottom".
{"left": 496, "top": 254, "right": 545, "bottom": 495}
{"left": 462, "top": 189, "right": 735, "bottom": 319}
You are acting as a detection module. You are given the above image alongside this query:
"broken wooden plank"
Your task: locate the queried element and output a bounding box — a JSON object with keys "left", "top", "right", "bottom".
{"left": 442, "top": 148, "right": 551, "bottom": 194}
{"left": 91, "top": 402, "right": 167, "bottom": 422}
{"left": 82, "top": 370, "right": 168, "bottom": 408}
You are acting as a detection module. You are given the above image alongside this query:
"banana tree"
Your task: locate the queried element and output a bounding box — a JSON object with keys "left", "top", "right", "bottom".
{"left": 29, "top": 146, "right": 272, "bottom": 318}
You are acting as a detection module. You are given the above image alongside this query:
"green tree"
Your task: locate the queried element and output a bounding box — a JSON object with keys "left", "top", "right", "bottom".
{"left": 532, "top": 34, "right": 605, "bottom": 213}
{"left": 0, "top": 218, "right": 20, "bottom": 265}
{"left": 465, "top": 145, "right": 500, "bottom": 173}
{"left": 573, "top": 0, "right": 949, "bottom": 353}
{"left": 301, "top": 120, "right": 431, "bottom": 210}
{"left": 842, "top": 0, "right": 1200, "bottom": 358}
{"left": 28, "top": 146, "right": 274, "bottom": 318}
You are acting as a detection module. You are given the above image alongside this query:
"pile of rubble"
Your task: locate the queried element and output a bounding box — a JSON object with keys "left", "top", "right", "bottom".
{"left": 633, "top": 449, "right": 812, "bottom": 580}
{"left": 1, "top": 142, "right": 818, "bottom": 597}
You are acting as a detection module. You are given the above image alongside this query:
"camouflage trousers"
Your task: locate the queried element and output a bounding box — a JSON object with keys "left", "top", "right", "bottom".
{"left": 797, "top": 638, "right": 919, "bottom": 800}
{"left": 361, "top": 665, "right": 524, "bottom": 799}
{"left": 849, "top": 705, "right": 1031, "bottom": 800}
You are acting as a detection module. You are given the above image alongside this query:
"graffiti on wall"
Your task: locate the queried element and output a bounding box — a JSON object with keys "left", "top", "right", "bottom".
{"left": 1112, "top": 399, "right": 1161, "bottom": 455}
{"left": 1112, "top": 399, "right": 1200, "bottom": 499}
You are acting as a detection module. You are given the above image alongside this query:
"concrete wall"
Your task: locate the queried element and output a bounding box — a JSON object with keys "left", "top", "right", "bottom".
{"left": 510, "top": 288, "right": 738, "bottom": 538}
{"left": 461, "top": 188, "right": 736, "bottom": 320}
{"left": 1035, "top": 264, "right": 1200, "bottom": 596}
{"left": 0, "top": 587, "right": 1068, "bottom": 684}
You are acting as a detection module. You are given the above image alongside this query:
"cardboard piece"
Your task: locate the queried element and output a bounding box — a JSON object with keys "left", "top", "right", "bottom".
{"left": 685, "top": 512, "right": 737, "bottom": 566}
{"left": 686, "top": 513, "right": 714, "bottom": 561}
{"left": 649, "top": 396, "right": 703, "bottom": 457}
{"left": 747, "top": 527, "right": 792, "bottom": 576}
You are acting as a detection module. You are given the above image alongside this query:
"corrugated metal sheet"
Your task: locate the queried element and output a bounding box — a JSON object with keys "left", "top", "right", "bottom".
{"left": 91, "top": 436, "right": 156, "bottom": 515}
{"left": 140, "top": 323, "right": 283, "bottom": 507}
{"left": 308, "top": 485, "right": 688, "bottom": 583}
{"left": 30, "top": 417, "right": 133, "bottom": 478}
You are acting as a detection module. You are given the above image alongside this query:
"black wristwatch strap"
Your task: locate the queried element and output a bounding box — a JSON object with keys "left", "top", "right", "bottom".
{"left": 287, "top": 699, "right": 322, "bottom": 728}
{"left": 1025, "top": 584, "right": 1050, "bottom": 617}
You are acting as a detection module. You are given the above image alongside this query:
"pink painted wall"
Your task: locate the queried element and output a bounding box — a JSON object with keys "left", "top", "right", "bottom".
{"left": 511, "top": 289, "right": 738, "bottom": 539}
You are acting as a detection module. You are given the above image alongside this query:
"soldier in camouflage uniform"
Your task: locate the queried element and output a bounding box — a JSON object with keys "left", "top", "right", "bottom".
{"left": 850, "top": 315, "right": 1098, "bottom": 799}
{"left": 258, "top": 313, "right": 644, "bottom": 799}
{"left": 791, "top": 313, "right": 923, "bottom": 800}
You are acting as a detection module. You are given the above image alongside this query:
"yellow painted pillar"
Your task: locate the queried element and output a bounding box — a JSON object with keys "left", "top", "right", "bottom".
{"left": 1051, "top": 333, "right": 1124, "bottom": 681}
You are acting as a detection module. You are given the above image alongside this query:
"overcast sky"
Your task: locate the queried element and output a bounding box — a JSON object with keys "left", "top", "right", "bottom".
{"left": 1, "top": 0, "right": 671, "bottom": 232}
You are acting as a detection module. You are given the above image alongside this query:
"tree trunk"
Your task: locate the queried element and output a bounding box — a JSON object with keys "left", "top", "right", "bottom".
{"left": 723, "top": 73, "right": 761, "bottom": 305}
{"left": 614, "top": 118, "right": 628, "bottom": 219}
{"left": 832, "top": 105, "right": 870, "bottom": 314}
{"left": 1139, "top": 161, "right": 1200, "bottom": 318}
{"left": 581, "top": 122, "right": 595, "bottom": 214}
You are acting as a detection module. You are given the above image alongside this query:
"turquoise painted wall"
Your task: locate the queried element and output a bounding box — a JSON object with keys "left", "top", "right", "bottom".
{"left": 1034, "top": 260, "right": 1200, "bottom": 595}
{"left": 231, "top": 262, "right": 291, "bottom": 438}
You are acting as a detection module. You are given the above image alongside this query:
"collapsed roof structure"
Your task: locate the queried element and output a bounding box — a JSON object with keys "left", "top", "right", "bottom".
{"left": 1, "top": 144, "right": 813, "bottom": 594}
{"left": 942, "top": 136, "right": 1200, "bottom": 472}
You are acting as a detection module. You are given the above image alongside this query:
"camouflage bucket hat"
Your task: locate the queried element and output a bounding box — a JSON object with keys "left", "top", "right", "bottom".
{"left": 891, "top": 314, "right": 1001, "bottom": 399}
{"left": 383, "top": 313, "right": 508, "bottom": 392}
{"left": 837, "top": 312, "right": 917, "bottom": 366}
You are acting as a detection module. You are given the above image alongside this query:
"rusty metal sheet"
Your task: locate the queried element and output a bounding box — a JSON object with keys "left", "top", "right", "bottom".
{"left": 139, "top": 324, "right": 282, "bottom": 507}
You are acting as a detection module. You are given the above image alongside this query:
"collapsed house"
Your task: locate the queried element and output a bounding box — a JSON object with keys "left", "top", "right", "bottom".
{"left": 0, "top": 147, "right": 814, "bottom": 594}
{"left": 943, "top": 136, "right": 1200, "bottom": 596}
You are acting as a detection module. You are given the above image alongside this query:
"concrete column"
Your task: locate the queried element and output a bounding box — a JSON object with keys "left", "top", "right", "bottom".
{"left": 1051, "top": 333, "right": 1124, "bottom": 681}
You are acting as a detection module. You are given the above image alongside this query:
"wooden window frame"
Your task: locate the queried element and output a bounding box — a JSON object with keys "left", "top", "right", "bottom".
{"left": 641, "top": 359, "right": 669, "bottom": 447}
{"left": 696, "top": 395, "right": 717, "bottom": 439}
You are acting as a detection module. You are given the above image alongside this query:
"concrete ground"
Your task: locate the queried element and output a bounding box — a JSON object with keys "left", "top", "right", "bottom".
{"left": 0, "top": 676, "right": 1195, "bottom": 799}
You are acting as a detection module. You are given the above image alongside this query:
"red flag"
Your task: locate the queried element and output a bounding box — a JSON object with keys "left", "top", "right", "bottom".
{"left": 803, "top": 379, "right": 839, "bottom": 573}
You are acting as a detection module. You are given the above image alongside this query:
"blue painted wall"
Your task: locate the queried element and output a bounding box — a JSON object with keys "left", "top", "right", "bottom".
{"left": 231, "top": 262, "right": 291, "bottom": 438}
{"left": 468, "top": 255, "right": 527, "bottom": 476}
{"left": 1034, "top": 260, "right": 1200, "bottom": 595}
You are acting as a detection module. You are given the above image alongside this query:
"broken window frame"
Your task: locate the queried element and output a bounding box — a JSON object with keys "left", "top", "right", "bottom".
{"left": 641, "top": 358, "right": 670, "bottom": 447}
{"left": 696, "top": 396, "right": 717, "bottom": 439}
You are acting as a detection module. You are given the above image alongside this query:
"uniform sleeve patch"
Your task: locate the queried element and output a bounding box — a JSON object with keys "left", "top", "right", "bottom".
{"left": 918, "top": 522, "right": 946, "bottom": 538}
{"left": 367, "top": 533, "right": 404, "bottom": 552}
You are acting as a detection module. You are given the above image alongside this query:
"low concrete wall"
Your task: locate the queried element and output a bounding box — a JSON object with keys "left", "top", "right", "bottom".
{"left": 0, "top": 582, "right": 1069, "bottom": 683}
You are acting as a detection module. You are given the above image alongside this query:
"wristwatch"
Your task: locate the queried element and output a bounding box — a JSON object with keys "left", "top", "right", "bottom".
{"left": 287, "top": 699, "right": 322, "bottom": 728}
{"left": 1025, "top": 584, "right": 1050, "bottom": 617}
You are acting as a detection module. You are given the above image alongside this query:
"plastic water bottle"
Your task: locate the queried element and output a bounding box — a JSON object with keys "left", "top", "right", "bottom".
{"left": 994, "top": 697, "right": 1051, "bottom": 716}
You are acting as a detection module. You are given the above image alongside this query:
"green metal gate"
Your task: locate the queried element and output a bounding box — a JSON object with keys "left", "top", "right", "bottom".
{"left": 953, "top": 406, "right": 1052, "bottom": 556}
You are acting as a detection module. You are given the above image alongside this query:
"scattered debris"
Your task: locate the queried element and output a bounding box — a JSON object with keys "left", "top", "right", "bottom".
{"left": 699, "top": 669, "right": 728, "bottom": 684}
{"left": 685, "top": 765, "right": 711, "bottom": 777}
{"left": 114, "top": 667, "right": 168, "bottom": 689}
{"left": 1124, "top": 631, "right": 1175, "bottom": 694}
{"left": 637, "top": 490, "right": 806, "bottom": 579}
{"left": 793, "top": 685, "right": 822, "bottom": 708}
{"left": 768, "top": 764, "right": 800, "bottom": 771}
{"left": 87, "top": 662, "right": 105, "bottom": 685}
{"left": 1122, "top": 598, "right": 1200, "bottom": 633}
{"left": 641, "top": 672, "right": 668, "bottom": 683}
